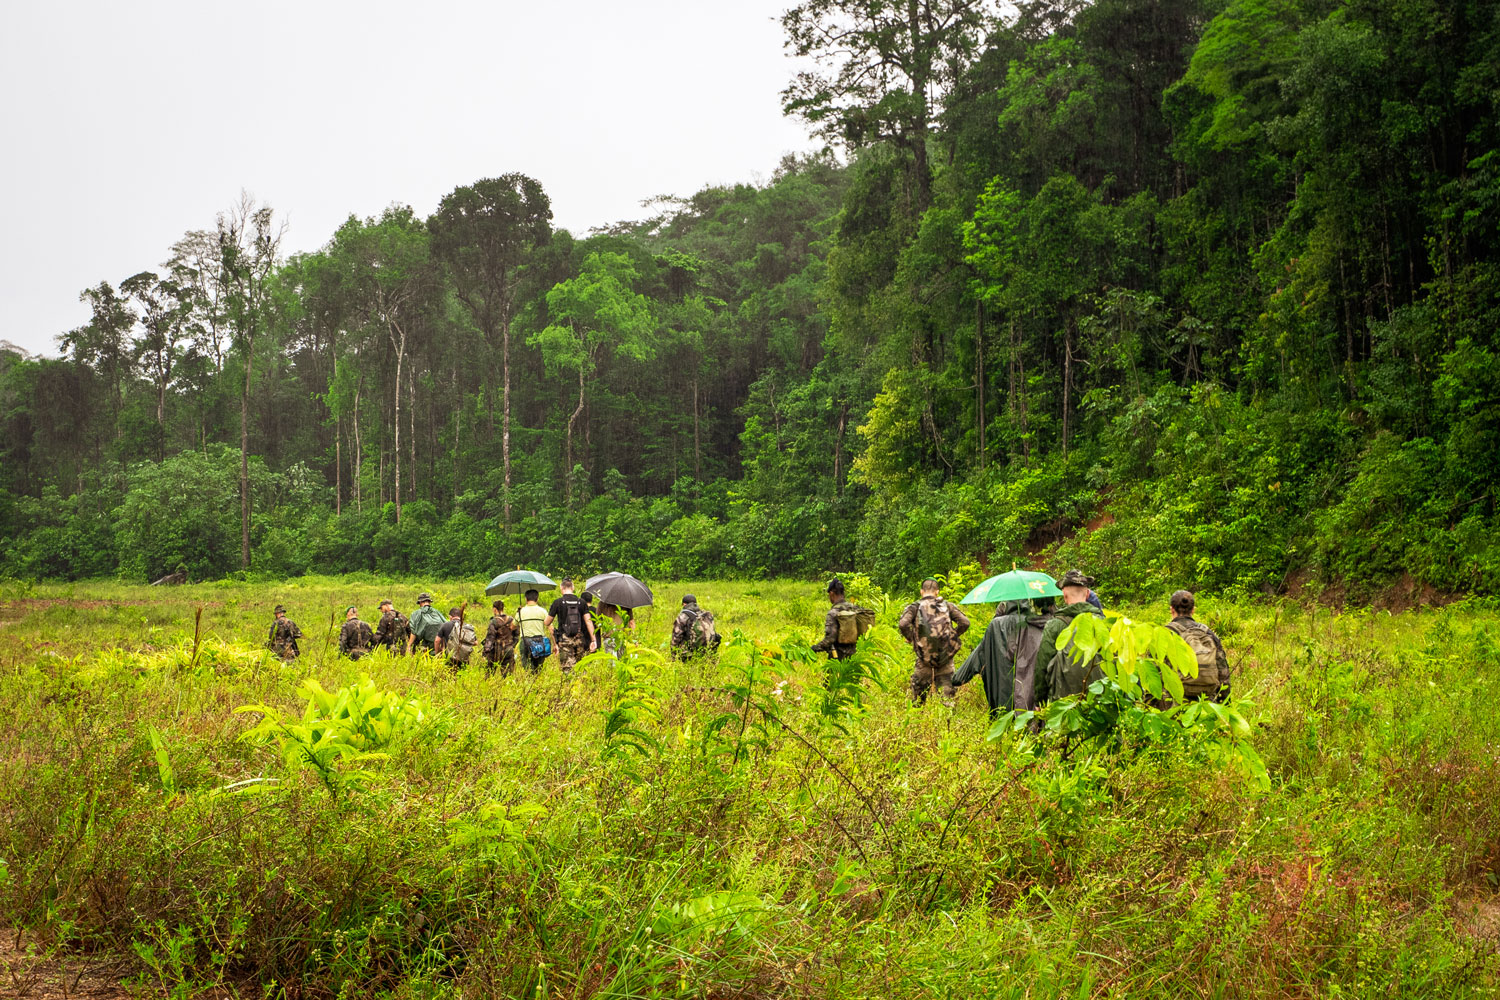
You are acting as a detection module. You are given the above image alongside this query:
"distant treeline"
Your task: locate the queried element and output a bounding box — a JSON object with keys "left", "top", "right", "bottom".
{"left": 2, "top": 0, "right": 1496, "bottom": 598}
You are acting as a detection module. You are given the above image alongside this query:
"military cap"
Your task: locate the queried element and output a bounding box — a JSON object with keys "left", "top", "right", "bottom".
{"left": 378, "top": 598, "right": 393, "bottom": 608}
{"left": 416, "top": 592, "right": 434, "bottom": 604}
{"left": 274, "top": 604, "right": 287, "bottom": 614}
{"left": 1058, "top": 569, "right": 1095, "bottom": 589}
{"left": 682, "top": 594, "right": 696, "bottom": 604}
{"left": 345, "top": 606, "right": 357, "bottom": 615}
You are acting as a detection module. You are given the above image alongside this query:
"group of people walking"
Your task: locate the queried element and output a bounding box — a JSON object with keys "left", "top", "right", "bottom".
{"left": 265, "top": 569, "right": 1230, "bottom": 714}
{"left": 944, "top": 571, "right": 1231, "bottom": 714}
{"left": 265, "top": 579, "right": 640, "bottom": 676}
{"left": 797, "top": 570, "right": 1229, "bottom": 712}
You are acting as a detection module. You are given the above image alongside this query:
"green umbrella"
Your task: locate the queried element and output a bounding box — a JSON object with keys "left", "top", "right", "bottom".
{"left": 959, "top": 569, "right": 1062, "bottom": 604}
{"left": 485, "top": 569, "right": 558, "bottom": 596}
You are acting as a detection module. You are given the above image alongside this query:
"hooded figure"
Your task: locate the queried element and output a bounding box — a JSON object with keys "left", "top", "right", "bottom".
{"left": 952, "top": 599, "right": 1053, "bottom": 716}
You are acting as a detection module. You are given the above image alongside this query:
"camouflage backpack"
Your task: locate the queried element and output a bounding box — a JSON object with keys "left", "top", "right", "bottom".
{"left": 834, "top": 603, "right": 877, "bottom": 644}
{"left": 377, "top": 610, "right": 409, "bottom": 649}
{"left": 1173, "top": 621, "right": 1222, "bottom": 697}
{"left": 682, "top": 607, "right": 720, "bottom": 653}
{"left": 915, "top": 598, "right": 960, "bottom": 656}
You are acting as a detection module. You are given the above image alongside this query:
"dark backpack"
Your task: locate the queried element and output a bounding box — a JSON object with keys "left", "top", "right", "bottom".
{"left": 377, "top": 610, "right": 409, "bottom": 648}
{"left": 555, "top": 596, "right": 586, "bottom": 637}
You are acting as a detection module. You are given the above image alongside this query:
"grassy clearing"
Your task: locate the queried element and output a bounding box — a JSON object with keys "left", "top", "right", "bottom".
{"left": 1, "top": 576, "right": 1498, "bottom": 998}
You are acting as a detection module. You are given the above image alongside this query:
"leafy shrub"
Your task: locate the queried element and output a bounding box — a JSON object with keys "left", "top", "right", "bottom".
{"left": 236, "top": 674, "right": 446, "bottom": 797}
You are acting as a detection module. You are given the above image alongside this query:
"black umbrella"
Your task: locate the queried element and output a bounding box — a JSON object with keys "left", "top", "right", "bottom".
{"left": 584, "top": 572, "right": 654, "bottom": 609}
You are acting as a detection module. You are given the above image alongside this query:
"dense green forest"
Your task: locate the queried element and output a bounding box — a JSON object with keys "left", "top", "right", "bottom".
{"left": 2, "top": 0, "right": 1496, "bottom": 598}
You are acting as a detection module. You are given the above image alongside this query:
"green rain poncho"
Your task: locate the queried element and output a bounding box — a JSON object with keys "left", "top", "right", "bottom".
{"left": 952, "top": 602, "right": 1052, "bottom": 716}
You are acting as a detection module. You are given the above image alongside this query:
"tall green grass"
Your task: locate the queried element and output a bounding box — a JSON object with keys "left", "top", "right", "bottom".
{"left": 1, "top": 577, "right": 1496, "bottom": 997}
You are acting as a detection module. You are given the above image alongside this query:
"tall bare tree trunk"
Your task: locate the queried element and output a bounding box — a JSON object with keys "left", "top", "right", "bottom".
{"left": 1062, "top": 322, "right": 1073, "bottom": 460}
{"left": 975, "top": 301, "right": 985, "bottom": 470}
{"left": 566, "top": 365, "right": 585, "bottom": 505}
{"left": 834, "top": 402, "right": 848, "bottom": 495}
{"left": 335, "top": 414, "right": 342, "bottom": 516}
{"left": 156, "top": 381, "right": 167, "bottom": 463}
{"left": 452, "top": 362, "right": 461, "bottom": 501}
{"left": 240, "top": 327, "right": 253, "bottom": 569}
{"left": 692, "top": 377, "right": 701, "bottom": 479}
{"left": 352, "top": 378, "right": 363, "bottom": 514}
{"left": 387, "top": 316, "right": 408, "bottom": 522}
{"left": 392, "top": 350, "right": 403, "bottom": 521}
{"left": 502, "top": 319, "right": 512, "bottom": 526}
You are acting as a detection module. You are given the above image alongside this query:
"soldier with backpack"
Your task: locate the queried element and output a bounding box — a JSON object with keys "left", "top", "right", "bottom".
{"left": 266, "top": 605, "right": 302, "bottom": 661}
{"left": 435, "top": 606, "right": 479, "bottom": 671}
{"left": 338, "top": 606, "right": 376, "bottom": 660}
{"left": 1036, "top": 570, "right": 1107, "bottom": 704}
{"left": 897, "top": 579, "right": 972, "bottom": 704}
{"left": 545, "top": 578, "right": 596, "bottom": 675}
{"left": 811, "top": 579, "right": 876, "bottom": 660}
{"left": 406, "top": 592, "right": 446, "bottom": 656}
{"left": 482, "top": 599, "right": 520, "bottom": 677}
{"left": 374, "top": 600, "right": 409, "bottom": 655}
{"left": 1165, "top": 590, "right": 1231, "bottom": 702}
{"left": 670, "top": 594, "right": 720, "bottom": 659}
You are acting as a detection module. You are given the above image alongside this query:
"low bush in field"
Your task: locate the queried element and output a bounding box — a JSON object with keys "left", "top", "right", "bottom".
{"left": 0, "top": 580, "right": 1497, "bottom": 997}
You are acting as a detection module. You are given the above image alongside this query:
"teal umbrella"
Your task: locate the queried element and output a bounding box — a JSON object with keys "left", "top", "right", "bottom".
{"left": 959, "top": 569, "right": 1062, "bottom": 604}
{"left": 485, "top": 569, "right": 557, "bottom": 596}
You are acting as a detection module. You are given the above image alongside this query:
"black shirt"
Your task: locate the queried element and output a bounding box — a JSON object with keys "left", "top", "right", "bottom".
{"left": 548, "top": 595, "right": 589, "bottom": 637}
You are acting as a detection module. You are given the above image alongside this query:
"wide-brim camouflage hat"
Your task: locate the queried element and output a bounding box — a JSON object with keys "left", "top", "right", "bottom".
{"left": 417, "top": 592, "right": 434, "bottom": 603}
{"left": 274, "top": 604, "right": 287, "bottom": 614}
{"left": 1058, "top": 569, "right": 1095, "bottom": 589}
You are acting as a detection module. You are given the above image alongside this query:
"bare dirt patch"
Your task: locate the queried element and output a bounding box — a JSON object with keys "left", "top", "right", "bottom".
{"left": 0, "top": 928, "right": 138, "bottom": 999}
{"left": 1454, "top": 894, "right": 1500, "bottom": 946}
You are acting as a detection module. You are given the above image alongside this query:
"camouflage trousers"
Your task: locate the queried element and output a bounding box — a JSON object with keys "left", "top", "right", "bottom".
{"left": 909, "top": 654, "right": 956, "bottom": 704}
{"left": 557, "top": 633, "right": 588, "bottom": 674}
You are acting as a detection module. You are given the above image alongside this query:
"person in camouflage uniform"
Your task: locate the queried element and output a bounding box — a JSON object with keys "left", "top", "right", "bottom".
{"left": 1165, "top": 590, "right": 1231, "bottom": 702}
{"left": 482, "top": 598, "right": 519, "bottom": 677}
{"left": 338, "top": 606, "right": 375, "bottom": 660}
{"left": 670, "top": 594, "right": 720, "bottom": 659}
{"left": 374, "top": 600, "right": 409, "bottom": 655}
{"left": 266, "top": 605, "right": 302, "bottom": 661}
{"left": 810, "top": 578, "right": 859, "bottom": 660}
{"left": 545, "top": 579, "right": 596, "bottom": 675}
{"left": 897, "top": 579, "right": 972, "bottom": 704}
{"left": 1035, "top": 570, "right": 1106, "bottom": 703}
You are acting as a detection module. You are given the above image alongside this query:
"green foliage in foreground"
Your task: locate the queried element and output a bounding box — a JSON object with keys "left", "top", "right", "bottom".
{"left": 1, "top": 577, "right": 1498, "bottom": 997}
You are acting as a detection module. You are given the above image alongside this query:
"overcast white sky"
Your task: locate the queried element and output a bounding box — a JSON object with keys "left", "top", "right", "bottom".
{"left": 0, "top": 0, "right": 819, "bottom": 356}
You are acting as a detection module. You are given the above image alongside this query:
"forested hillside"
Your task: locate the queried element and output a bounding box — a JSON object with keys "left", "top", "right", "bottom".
{"left": 2, "top": 0, "right": 1496, "bottom": 598}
